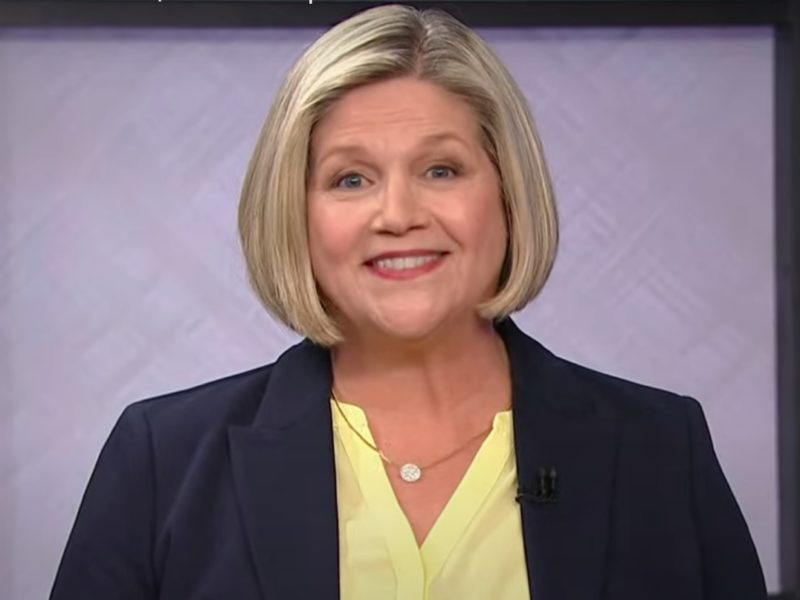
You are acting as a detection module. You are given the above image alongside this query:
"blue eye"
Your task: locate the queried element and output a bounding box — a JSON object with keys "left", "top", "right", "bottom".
{"left": 335, "top": 173, "right": 364, "bottom": 189}
{"left": 428, "top": 165, "right": 456, "bottom": 179}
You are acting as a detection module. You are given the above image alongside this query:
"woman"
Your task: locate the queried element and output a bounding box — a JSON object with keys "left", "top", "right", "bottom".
{"left": 51, "top": 4, "right": 767, "bottom": 599}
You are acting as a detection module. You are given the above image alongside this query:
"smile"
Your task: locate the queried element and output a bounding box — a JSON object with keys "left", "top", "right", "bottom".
{"left": 366, "top": 252, "right": 447, "bottom": 280}
{"left": 374, "top": 254, "right": 440, "bottom": 270}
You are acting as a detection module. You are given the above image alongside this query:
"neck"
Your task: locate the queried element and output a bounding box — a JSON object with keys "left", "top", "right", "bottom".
{"left": 331, "top": 316, "right": 510, "bottom": 423}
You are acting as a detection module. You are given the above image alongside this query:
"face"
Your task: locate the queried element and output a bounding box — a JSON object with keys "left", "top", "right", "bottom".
{"left": 307, "top": 76, "right": 507, "bottom": 342}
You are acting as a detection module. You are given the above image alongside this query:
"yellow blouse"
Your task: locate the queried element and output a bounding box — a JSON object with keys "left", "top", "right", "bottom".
{"left": 331, "top": 399, "right": 531, "bottom": 600}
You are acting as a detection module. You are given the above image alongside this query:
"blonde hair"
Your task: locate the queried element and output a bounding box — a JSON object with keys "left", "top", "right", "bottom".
{"left": 238, "top": 4, "right": 558, "bottom": 346}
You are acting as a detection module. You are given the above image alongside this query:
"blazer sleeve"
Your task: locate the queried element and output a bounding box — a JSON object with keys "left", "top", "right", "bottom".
{"left": 50, "top": 404, "right": 157, "bottom": 599}
{"left": 684, "top": 396, "right": 767, "bottom": 599}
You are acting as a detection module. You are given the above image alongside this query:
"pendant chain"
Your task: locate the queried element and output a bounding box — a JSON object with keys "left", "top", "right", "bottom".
{"left": 331, "top": 387, "right": 494, "bottom": 482}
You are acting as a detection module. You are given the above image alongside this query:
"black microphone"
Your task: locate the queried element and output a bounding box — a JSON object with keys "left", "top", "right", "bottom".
{"left": 516, "top": 467, "right": 558, "bottom": 504}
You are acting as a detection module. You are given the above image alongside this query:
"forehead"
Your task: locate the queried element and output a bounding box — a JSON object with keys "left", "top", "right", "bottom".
{"left": 310, "top": 77, "right": 482, "bottom": 155}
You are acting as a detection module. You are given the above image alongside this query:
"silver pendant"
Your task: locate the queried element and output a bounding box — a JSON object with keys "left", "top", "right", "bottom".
{"left": 399, "top": 463, "right": 422, "bottom": 482}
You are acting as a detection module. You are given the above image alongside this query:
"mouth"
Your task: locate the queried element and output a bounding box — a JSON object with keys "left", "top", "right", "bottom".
{"left": 365, "top": 251, "right": 448, "bottom": 280}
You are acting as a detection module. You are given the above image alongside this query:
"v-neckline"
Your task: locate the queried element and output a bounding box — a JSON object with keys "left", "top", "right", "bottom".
{"left": 331, "top": 400, "right": 513, "bottom": 582}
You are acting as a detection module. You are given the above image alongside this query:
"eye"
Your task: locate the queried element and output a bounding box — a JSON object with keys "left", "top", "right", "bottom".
{"left": 333, "top": 173, "right": 365, "bottom": 189}
{"left": 427, "top": 165, "right": 458, "bottom": 179}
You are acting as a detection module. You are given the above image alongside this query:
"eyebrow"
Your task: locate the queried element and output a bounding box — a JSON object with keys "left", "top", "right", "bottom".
{"left": 312, "top": 131, "right": 471, "bottom": 170}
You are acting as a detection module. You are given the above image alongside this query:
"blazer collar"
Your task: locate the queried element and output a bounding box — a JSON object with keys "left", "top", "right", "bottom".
{"left": 228, "top": 318, "right": 617, "bottom": 600}
{"left": 503, "top": 319, "right": 618, "bottom": 599}
{"left": 228, "top": 339, "right": 339, "bottom": 599}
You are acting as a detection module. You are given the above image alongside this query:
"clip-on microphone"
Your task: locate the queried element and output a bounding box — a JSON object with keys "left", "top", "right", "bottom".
{"left": 516, "top": 466, "right": 558, "bottom": 504}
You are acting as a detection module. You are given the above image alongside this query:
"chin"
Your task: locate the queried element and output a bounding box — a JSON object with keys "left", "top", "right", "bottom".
{"left": 369, "top": 309, "right": 450, "bottom": 342}
{"left": 369, "top": 302, "right": 485, "bottom": 343}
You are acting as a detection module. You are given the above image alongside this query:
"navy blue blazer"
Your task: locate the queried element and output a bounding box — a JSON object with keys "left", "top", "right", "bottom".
{"left": 51, "top": 319, "right": 767, "bottom": 599}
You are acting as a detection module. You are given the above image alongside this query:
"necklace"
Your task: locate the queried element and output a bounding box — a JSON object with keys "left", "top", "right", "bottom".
{"left": 331, "top": 387, "right": 495, "bottom": 483}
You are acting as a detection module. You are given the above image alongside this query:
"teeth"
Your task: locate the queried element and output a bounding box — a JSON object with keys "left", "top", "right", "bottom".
{"left": 374, "top": 254, "right": 441, "bottom": 271}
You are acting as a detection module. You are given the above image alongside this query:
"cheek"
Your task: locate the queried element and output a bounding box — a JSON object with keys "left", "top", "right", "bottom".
{"left": 307, "top": 202, "right": 337, "bottom": 280}
{"left": 307, "top": 201, "right": 359, "bottom": 275}
{"left": 466, "top": 194, "right": 508, "bottom": 289}
{"left": 480, "top": 209, "right": 509, "bottom": 278}
{"left": 462, "top": 186, "right": 507, "bottom": 261}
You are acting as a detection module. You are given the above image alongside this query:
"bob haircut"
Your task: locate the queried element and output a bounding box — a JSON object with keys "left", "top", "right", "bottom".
{"left": 238, "top": 3, "right": 559, "bottom": 346}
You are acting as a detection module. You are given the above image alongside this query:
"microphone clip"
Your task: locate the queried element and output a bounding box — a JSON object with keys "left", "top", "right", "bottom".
{"left": 516, "top": 467, "right": 558, "bottom": 505}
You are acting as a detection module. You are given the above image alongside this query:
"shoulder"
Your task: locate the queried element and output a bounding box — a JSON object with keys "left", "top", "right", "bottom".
{"left": 518, "top": 337, "right": 698, "bottom": 430}
{"left": 555, "top": 353, "right": 699, "bottom": 419}
{"left": 113, "top": 360, "right": 278, "bottom": 470}
{"left": 101, "top": 358, "right": 283, "bottom": 523}
{"left": 550, "top": 354, "right": 710, "bottom": 458}
{"left": 549, "top": 353, "right": 765, "bottom": 594}
{"left": 110, "top": 336, "right": 328, "bottom": 467}
{"left": 120, "top": 362, "right": 274, "bottom": 434}
{"left": 501, "top": 318, "right": 697, "bottom": 425}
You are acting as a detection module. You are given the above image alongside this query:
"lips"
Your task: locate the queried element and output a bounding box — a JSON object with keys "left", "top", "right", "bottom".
{"left": 372, "top": 254, "right": 441, "bottom": 271}
{"left": 365, "top": 250, "right": 448, "bottom": 279}
{"left": 366, "top": 249, "right": 446, "bottom": 265}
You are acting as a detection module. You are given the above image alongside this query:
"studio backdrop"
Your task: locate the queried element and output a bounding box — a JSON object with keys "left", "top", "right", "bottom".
{"left": 0, "top": 25, "right": 776, "bottom": 599}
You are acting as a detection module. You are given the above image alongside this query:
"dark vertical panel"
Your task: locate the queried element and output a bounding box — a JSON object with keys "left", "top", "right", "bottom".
{"left": 776, "top": 0, "right": 800, "bottom": 594}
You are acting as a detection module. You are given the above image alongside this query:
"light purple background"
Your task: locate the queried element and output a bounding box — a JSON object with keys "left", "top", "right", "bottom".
{"left": 0, "top": 26, "right": 777, "bottom": 598}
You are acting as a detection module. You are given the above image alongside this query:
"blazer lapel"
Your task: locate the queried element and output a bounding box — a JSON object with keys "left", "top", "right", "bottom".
{"left": 226, "top": 320, "right": 618, "bottom": 600}
{"left": 499, "top": 319, "right": 619, "bottom": 600}
{"left": 228, "top": 340, "right": 340, "bottom": 600}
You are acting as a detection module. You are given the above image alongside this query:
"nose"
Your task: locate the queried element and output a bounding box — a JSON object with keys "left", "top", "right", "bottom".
{"left": 373, "top": 172, "right": 427, "bottom": 235}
